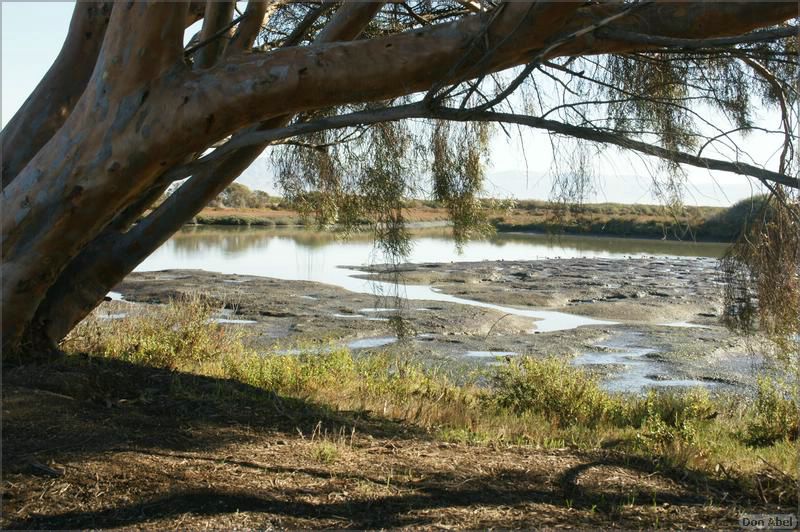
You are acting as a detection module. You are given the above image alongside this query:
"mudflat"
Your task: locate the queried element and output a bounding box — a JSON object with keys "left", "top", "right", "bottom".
{"left": 108, "top": 256, "right": 768, "bottom": 392}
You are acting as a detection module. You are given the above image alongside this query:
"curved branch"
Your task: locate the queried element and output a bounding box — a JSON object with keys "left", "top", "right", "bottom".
{"left": 0, "top": 2, "right": 112, "bottom": 188}
{"left": 449, "top": 109, "right": 799, "bottom": 190}
{"left": 738, "top": 55, "right": 794, "bottom": 175}
{"left": 168, "top": 103, "right": 799, "bottom": 189}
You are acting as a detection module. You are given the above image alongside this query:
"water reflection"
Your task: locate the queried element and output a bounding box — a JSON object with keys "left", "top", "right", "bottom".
{"left": 142, "top": 225, "right": 726, "bottom": 281}
{"left": 135, "top": 226, "right": 726, "bottom": 332}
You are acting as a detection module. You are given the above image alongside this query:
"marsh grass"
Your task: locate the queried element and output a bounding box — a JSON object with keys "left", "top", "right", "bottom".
{"left": 64, "top": 299, "right": 799, "bottom": 503}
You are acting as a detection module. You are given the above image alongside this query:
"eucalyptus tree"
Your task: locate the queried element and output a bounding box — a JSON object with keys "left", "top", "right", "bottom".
{"left": 2, "top": 1, "right": 798, "bottom": 356}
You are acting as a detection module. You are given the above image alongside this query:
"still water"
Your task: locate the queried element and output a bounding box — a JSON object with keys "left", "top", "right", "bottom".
{"left": 135, "top": 226, "right": 726, "bottom": 333}
{"left": 138, "top": 225, "right": 725, "bottom": 281}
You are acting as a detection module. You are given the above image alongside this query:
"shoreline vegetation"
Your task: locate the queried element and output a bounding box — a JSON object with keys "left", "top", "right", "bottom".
{"left": 179, "top": 184, "right": 769, "bottom": 242}
{"left": 5, "top": 296, "right": 794, "bottom": 529}
{"left": 6, "top": 251, "right": 798, "bottom": 528}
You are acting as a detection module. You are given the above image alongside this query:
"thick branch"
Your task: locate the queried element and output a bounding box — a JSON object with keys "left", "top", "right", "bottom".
{"left": 0, "top": 2, "right": 112, "bottom": 188}
{"left": 229, "top": 1, "right": 271, "bottom": 52}
{"left": 31, "top": 1, "right": 388, "bottom": 345}
{"left": 177, "top": 2, "right": 795, "bottom": 152}
{"left": 1, "top": 3, "right": 191, "bottom": 350}
{"left": 315, "top": 1, "right": 385, "bottom": 42}
{"left": 193, "top": 1, "right": 236, "bottom": 68}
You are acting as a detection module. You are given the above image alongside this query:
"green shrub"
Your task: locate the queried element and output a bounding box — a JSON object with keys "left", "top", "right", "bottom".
{"left": 744, "top": 377, "right": 799, "bottom": 446}
{"left": 489, "top": 357, "right": 617, "bottom": 427}
{"left": 64, "top": 295, "right": 251, "bottom": 370}
{"left": 623, "top": 388, "right": 716, "bottom": 428}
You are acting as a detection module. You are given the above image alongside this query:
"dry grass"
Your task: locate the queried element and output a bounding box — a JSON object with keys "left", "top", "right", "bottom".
{"left": 0, "top": 360, "right": 775, "bottom": 530}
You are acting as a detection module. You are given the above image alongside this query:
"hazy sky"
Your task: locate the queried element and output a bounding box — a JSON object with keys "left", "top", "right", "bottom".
{"left": 3, "top": 2, "right": 777, "bottom": 206}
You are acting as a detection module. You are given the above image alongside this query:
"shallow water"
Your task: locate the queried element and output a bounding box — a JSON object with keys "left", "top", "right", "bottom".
{"left": 133, "top": 226, "right": 723, "bottom": 333}
{"left": 572, "top": 332, "right": 714, "bottom": 393}
{"left": 116, "top": 226, "right": 740, "bottom": 390}
{"left": 662, "top": 321, "right": 712, "bottom": 329}
{"left": 347, "top": 336, "right": 398, "bottom": 350}
{"left": 212, "top": 318, "right": 258, "bottom": 324}
{"left": 464, "top": 350, "right": 517, "bottom": 358}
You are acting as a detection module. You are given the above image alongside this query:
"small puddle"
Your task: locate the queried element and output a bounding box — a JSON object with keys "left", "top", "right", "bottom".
{"left": 106, "top": 291, "right": 124, "bottom": 301}
{"left": 661, "top": 321, "right": 711, "bottom": 329}
{"left": 464, "top": 350, "right": 517, "bottom": 358}
{"left": 212, "top": 318, "right": 257, "bottom": 324}
{"left": 572, "top": 333, "right": 714, "bottom": 393}
{"left": 347, "top": 336, "right": 397, "bottom": 350}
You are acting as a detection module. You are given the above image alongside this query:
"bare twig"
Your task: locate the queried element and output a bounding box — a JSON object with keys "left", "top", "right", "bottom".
{"left": 185, "top": 13, "right": 245, "bottom": 57}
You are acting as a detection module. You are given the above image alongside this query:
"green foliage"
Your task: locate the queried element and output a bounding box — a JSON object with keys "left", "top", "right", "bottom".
{"left": 743, "top": 377, "right": 799, "bottom": 446}
{"left": 223, "top": 344, "right": 356, "bottom": 398}
{"left": 720, "top": 192, "right": 800, "bottom": 355}
{"left": 431, "top": 120, "right": 494, "bottom": 247}
{"left": 63, "top": 295, "right": 251, "bottom": 370}
{"left": 624, "top": 388, "right": 716, "bottom": 428}
{"left": 65, "top": 300, "right": 798, "bottom": 502}
{"left": 311, "top": 442, "right": 340, "bottom": 464}
{"left": 631, "top": 390, "right": 715, "bottom": 466}
{"left": 489, "top": 356, "right": 616, "bottom": 427}
{"left": 209, "top": 183, "right": 272, "bottom": 209}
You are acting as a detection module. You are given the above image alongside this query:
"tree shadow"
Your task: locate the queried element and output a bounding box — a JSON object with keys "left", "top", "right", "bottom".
{"left": 2, "top": 355, "right": 756, "bottom": 530}
{"left": 5, "top": 455, "right": 746, "bottom": 530}
{"left": 2, "top": 353, "right": 427, "bottom": 470}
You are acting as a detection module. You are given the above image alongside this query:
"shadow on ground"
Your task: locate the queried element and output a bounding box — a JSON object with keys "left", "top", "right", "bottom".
{"left": 1, "top": 355, "right": 761, "bottom": 529}
{"left": 3, "top": 354, "right": 424, "bottom": 465}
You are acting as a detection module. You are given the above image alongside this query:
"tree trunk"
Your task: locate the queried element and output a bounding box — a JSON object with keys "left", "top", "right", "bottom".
{"left": 27, "top": 2, "right": 387, "bottom": 348}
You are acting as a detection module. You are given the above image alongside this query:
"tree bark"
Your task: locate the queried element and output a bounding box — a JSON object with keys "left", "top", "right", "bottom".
{"left": 1, "top": 2, "right": 189, "bottom": 352}
{"left": 29, "top": 1, "right": 387, "bottom": 347}
{"left": 193, "top": 1, "right": 235, "bottom": 69}
{"left": 229, "top": 0, "right": 271, "bottom": 53}
{"left": 1, "top": 2, "right": 112, "bottom": 188}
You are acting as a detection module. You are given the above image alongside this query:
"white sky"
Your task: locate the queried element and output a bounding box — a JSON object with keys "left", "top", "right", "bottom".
{"left": 2, "top": 2, "right": 778, "bottom": 206}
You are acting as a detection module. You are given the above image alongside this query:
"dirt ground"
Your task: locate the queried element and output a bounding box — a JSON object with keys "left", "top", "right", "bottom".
{"left": 1, "top": 357, "right": 774, "bottom": 530}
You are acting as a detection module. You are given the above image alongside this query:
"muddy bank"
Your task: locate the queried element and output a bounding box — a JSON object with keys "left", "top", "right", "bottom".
{"left": 103, "top": 256, "right": 773, "bottom": 393}
{"left": 353, "top": 257, "right": 723, "bottom": 323}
